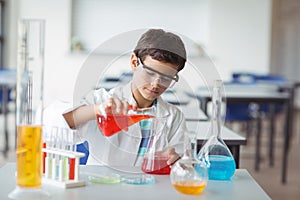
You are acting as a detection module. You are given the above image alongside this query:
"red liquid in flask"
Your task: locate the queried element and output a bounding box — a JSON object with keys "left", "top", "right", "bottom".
{"left": 96, "top": 114, "right": 154, "bottom": 137}
{"left": 141, "top": 156, "right": 171, "bottom": 175}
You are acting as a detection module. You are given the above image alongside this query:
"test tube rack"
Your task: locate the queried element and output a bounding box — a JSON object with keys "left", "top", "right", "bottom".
{"left": 42, "top": 147, "right": 86, "bottom": 188}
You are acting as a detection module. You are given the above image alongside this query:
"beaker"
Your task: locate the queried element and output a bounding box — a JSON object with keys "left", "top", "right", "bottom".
{"left": 170, "top": 131, "right": 208, "bottom": 195}
{"left": 198, "top": 80, "right": 236, "bottom": 180}
{"left": 96, "top": 105, "right": 155, "bottom": 137}
{"left": 9, "top": 19, "right": 49, "bottom": 199}
{"left": 141, "top": 117, "right": 171, "bottom": 175}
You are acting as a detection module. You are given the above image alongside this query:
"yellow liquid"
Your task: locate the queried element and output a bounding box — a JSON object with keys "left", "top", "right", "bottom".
{"left": 16, "top": 125, "right": 42, "bottom": 188}
{"left": 173, "top": 180, "right": 206, "bottom": 195}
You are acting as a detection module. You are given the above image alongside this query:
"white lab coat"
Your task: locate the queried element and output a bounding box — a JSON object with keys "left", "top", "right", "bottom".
{"left": 75, "top": 82, "right": 187, "bottom": 169}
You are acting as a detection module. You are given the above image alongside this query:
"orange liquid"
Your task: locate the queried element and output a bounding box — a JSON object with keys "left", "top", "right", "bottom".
{"left": 16, "top": 125, "right": 42, "bottom": 188}
{"left": 173, "top": 180, "right": 206, "bottom": 195}
{"left": 97, "top": 114, "right": 154, "bottom": 137}
{"left": 141, "top": 156, "right": 171, "bottom": 175}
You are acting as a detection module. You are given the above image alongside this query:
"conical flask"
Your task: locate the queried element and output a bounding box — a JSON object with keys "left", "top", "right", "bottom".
{"left": 141, "top": 117, "right": 172, "bottom": 174}
{"left": 96, "top": 105, "right": 155, "bottom": 137}
{"left": 198, "top": 80, "right": 236, "bottom": 180}
{"left": 170, "top": 131, "right": 208, "bottom": 195}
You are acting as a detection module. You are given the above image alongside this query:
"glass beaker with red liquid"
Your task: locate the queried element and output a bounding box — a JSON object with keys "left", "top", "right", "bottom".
{"left": 96, "top": 106, "right": 155, "bottom": 137}
{"left": 141, "top": 117, "right": 171, "bottom": 175}
{"left": 141, "top": 152, "right": 171, "bottom": 174}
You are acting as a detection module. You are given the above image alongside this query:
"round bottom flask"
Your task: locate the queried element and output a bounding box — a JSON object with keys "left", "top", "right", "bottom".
{"left": 170, "top": 158, "right": 207, "bottom": 195}
{"left": 170, "top": 131, "right": 208, "bottom": 195}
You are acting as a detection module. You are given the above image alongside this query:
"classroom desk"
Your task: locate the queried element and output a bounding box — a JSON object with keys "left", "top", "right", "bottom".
{"left": 0, "top": 163, "right": 271, "bottom": 200}
{"left": 186, "top": 121, "right": 246, "bottom": 168}
{"left": 0, "top": 69, "right": 16, "bottom": 156}
{"left": 188, "top": 84, "right": 293, "bottom": 183}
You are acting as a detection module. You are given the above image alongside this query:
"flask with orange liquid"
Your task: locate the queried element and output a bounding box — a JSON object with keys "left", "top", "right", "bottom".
{"left": 170, "top": 131, "right": 208, "bottom": 195}
{"left": 9, "top": 19, "right": 49, "bottom": 199}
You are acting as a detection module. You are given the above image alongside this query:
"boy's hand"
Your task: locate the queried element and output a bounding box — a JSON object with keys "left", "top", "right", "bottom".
{"left": 165, "top": 148, "right": 181, "bottom": 165}
{"left": 97, "top": 97, "right": 130, "bottom": 115}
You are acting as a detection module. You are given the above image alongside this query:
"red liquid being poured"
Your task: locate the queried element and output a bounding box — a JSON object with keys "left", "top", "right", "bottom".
{"left": 96, "top": 114, "right": 154, "bottom": 137}
{"left": 141, "top": 156, "right": 171, "bottom": 175}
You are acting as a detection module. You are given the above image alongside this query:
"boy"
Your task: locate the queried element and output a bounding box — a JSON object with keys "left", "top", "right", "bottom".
{"left": 63, "top": 29, "right": 188, "bottom": 168}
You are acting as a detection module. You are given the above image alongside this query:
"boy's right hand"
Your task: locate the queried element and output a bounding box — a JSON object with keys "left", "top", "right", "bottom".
{"left": 96, "top": 97, "right": 136, "bottom": 115}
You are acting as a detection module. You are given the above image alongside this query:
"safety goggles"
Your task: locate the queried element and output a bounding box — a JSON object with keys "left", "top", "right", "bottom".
{"left": 138, "top": 58, "right": 179, "bottom": 88}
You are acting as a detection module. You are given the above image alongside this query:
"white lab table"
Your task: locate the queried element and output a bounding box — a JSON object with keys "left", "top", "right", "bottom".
{"left": 0, "top": 163, "right": 271, "bottom": 200}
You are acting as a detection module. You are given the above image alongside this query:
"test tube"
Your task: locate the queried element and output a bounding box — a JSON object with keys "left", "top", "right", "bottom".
{"left": 52, "top": 127, "right": 58, "bottom": 180}
{"left": 58, "top": 128, "right": 65, "bottom": 182}
{"left": 42, "top": 128, "right": 47, "bottom": 174}
{"left": 69, "top": 130, "right": 76, "bottom": 180}
{"left": 45, "top": 126, "right": 52, "bottom": 179}
{"left": 62, "top": 128, "right": 69, "bottom": 180}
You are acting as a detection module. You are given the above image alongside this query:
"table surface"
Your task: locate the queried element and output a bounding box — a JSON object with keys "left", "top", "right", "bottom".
{"left": 192, "top": 84, "right": 290, "bottom": 101}
{"left": 0, "top": 163, "right": 271, "bottom": 200}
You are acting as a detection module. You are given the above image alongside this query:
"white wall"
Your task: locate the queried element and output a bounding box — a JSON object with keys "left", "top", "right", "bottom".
{"left": 206, "top": 0, "right": 272, "bottom": 80}
{"left": 7, "top": 0, "right": 272, "bottom": 105}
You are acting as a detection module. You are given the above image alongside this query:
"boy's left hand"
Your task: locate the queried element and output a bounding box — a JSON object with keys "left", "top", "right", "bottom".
{"left": 165, "top": 148, "right": 181, "bottom": 165}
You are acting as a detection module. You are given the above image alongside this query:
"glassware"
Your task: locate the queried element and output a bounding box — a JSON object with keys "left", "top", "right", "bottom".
{"left": 141, "top": 117, "right": 172, "bottom": 175}
{"left": 198, "top": 80, "right": 236, "bottom": 180}
{"left": 9, "top": 19, "right": 49, "bottom": 199}
{"left": 96, "top": 105, "right": 155, "bottom": 137}
{"left": 170, "top": 131, "right": 208, "bottom": 195}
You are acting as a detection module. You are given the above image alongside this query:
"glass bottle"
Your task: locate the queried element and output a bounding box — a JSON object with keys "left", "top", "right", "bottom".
{"left": 9, "top": 19, "right": 49, "bottom": 199}
{"left": 170, "top": 131, "right": 208, "bottom": 195}
{"left": 198, "top": 80, "right": 236, "bottom": 180}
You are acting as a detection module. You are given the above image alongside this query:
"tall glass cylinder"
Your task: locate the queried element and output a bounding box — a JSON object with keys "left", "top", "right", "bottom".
{"left": 9, "top": 19, "right": 49, "bottom": 199}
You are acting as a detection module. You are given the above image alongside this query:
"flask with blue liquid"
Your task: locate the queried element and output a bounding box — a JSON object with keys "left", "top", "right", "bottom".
{"left": 198, "top": 80, "right": 236, "bottom": 180}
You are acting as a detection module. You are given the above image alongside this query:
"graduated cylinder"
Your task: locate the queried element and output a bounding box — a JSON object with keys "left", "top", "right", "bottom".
{"left": 15, "top": 19, "right": 45, "bottom": 188}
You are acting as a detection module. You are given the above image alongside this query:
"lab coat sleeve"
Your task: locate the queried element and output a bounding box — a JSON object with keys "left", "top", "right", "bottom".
{"left": 167, "top": 108, "right": 187, "bottom": 155}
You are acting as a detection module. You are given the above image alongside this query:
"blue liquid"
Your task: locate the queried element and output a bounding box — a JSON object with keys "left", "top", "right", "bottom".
{"left": 207, "top": 155, "right": 236, "bottom": 180}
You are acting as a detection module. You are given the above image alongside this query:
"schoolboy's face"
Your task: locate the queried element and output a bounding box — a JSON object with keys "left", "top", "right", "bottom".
{"left": 130, "top": 54, "right": 179, "bottom": 107}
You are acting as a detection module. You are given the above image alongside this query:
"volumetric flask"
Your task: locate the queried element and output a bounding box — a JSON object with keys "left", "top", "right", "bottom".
{"left": 9, "top": 19, "right": 49, "bottom": 199}
{"left": 198, "top": 80, "right": 236, "bottom": 180}
{"left": 141, "top": 117, "right": 171, "bottom": 175}
{"left": 96, "top": 105, "right": 155, "bottom": 137}
{"left": 170, "top": 131, "right": 208, "bottom": 195}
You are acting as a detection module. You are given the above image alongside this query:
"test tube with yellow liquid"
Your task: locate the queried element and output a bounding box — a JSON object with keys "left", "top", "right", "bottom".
{"left": 9, "top": 19, "right": 49, "bottom": 199}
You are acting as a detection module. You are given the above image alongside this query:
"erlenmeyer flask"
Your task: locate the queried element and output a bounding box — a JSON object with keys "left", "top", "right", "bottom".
{"left": 96, "top": 105, "right": 155, "bottom": 137}
{"left": 170, "top": 131, "right": 208, "bottom": 195}
{"left": 141, "top": 117, "right": 171, "bottom": 174}
{"left": 198, "top": 80, "right": 236, "bottom": 180}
